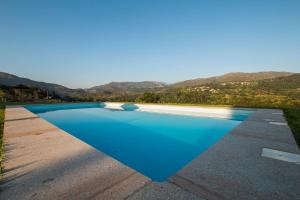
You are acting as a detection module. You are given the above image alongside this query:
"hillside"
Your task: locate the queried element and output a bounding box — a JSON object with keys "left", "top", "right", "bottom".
{"left": 0, "top": 72, "right": 86, "bottom": 98}
{"left": 170, "top": 71, "right": 294, "bottom": 88}
{"left": 88, "top": 81, "right": 166, "bottom": 94}
{"left": 0, "top": 71, "right": 298, "bottom": 103}
{"left": 257, "top": 73, "right": 300, "bottom": 90}
{"left": 131, "top": 73, "right": 300, "bottom": 108}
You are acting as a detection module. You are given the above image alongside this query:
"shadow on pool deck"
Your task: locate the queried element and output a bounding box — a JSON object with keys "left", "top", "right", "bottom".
{"left": 1, "top": 137, "right": 151, "bottom": 199}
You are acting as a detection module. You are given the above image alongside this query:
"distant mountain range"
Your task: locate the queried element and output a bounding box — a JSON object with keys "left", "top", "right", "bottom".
{"left": 88, "top": 81, "right": 167, "bottom": 94}
{"left": 0, "top": 71, "right": 297, "bottom": 98}
{"left": 0, "top": 72, "right": 86, "bottom": 97}
{"left": 170, "top": 71, "right": 294, "bottom": 88}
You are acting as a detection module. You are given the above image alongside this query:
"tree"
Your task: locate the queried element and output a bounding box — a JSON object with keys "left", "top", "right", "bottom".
{"left": 0, "top": 89, "right": 5, "bottom": 102}
{"left": 136, "top": 92, "right": 160, "bottom": 103}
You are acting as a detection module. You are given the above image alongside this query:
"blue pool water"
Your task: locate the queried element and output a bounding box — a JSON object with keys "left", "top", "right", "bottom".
{"left": 26, "top": 103, "right": 253, "bottom": 181}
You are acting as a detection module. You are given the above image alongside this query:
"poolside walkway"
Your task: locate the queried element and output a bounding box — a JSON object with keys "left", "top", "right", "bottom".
{"left": 1, "top": 107, "right": 299, "bottom": 200}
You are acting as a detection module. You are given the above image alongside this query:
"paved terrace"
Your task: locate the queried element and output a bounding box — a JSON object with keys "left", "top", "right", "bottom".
{"left": 1, "top": 107, "right": 299, "bottom": 200}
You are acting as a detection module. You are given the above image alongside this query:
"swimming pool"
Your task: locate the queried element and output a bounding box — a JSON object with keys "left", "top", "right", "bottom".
{"left": 26, "top": 103, "right": 253, "bottom": 181}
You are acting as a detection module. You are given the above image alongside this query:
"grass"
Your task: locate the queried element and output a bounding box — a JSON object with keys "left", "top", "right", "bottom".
{"left": 0, "top": 105, "right": 4, "bottom": 176}
{"left": 283, "top": 108, "right": 300, "bottom": 147}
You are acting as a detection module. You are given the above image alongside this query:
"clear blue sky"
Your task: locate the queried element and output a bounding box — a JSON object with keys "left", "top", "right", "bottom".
{"left": 0, "top": 0, "right": 299, "bottom": 88}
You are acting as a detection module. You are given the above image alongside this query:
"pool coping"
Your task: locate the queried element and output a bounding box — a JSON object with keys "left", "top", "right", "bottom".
{"left": 1, "top": 105, "right": 300, "bottom": 200}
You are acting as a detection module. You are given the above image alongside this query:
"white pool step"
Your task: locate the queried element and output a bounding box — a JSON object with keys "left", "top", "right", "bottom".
{"left": 102, "top": 102, "right": 253, "bottom": 120}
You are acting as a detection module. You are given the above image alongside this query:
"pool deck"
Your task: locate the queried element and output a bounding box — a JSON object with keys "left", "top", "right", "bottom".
{"left": 1, "top": 107, "right": 300, "bottom": 200}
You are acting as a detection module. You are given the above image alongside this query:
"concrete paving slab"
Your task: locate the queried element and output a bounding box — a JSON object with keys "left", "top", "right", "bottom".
{"left": 127, "top": 182, "right": 203, "bottom": 200}
{"left": 247, "top": 109, "right": 286, "bottom": 123}
{"left": 231, "top": 117, "right": 297, "bottom": 145}
{"left": 4, "top": 118, "right": 57, "bottom": 139}
{"left": 4, "top": 107, "right": 38, "bottom": 121}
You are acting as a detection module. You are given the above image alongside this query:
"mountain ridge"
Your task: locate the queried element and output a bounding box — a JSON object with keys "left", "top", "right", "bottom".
{"left": 0, "top": 72, "right": 85, "bottom": 97}
{"left": 170, "top": 71, "right": 294, "bottom": 88}
{"left": 88, "top": 81, "right": 167, "bottom": 94}
{"left": 0, "top": 71, "right": 297, "bottom": 97}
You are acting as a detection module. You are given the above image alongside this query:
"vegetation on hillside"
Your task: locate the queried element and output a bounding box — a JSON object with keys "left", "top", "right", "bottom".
{"left": 88, "top": 81, "right": 166, "bottom": 94}
{"left": 170, "top": 71, "right": 294, "bottom": 88}
{"left": 108, "top": 74, "right": 300, "bottom": 108}
{"left": 283, "top": 108, "right": 300, "bottom": 146}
